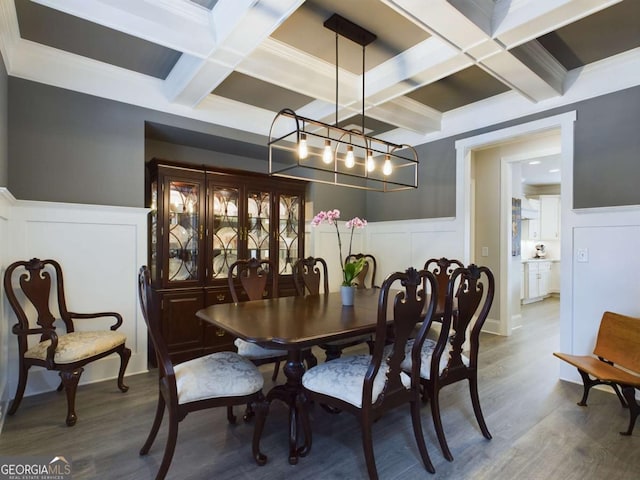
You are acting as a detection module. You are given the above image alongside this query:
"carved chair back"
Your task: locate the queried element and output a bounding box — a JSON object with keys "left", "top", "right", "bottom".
{"left": 368, "top": 267, "right": 438, "bottom": 405}
{"left": 435, "top": 264, "right": 494, "bottom": 381}
{"left": 424, "top": 257, "right": 464, "bottom": 318}
{"left": 293, "top": 257, "right": 329, "bottom": 296}
{"left": 228, "top": 258, "right": 275, "bottom": 302}
{"left": 345, "top": 253, "right": 378, "bottom": 289}
{"left": 4, "top": 258, "right": 76, "bottom": 345}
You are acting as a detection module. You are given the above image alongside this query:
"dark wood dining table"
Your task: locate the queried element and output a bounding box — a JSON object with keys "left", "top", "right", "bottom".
{"left": 196, "top": 288, "right": 387, "bottom": 465}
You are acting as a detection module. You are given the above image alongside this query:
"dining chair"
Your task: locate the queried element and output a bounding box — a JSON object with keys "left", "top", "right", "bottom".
{"left": 402, "top": 263, "right": 495, "bottom": 461}
{"left": 3, "top": 257, "right": 131, "bottom": 426}
{"left": 228, "top": 258, "right": 288, "bottom": 381}
{"left": 412, "top": 257, "right": 465, "bottom": 345}
{"left": 138, "top": 266, "right": 268, "bottom": 480}
{"left": 345, "top": 253, "right": 378, "bottom": 289}
{"left": 301, "top": 267, "right": 439, "bottom": 479}
{"left": 293, "top": 256, "right": 372, "bottom": 362}
{"left": 424, "top": 257, "right": 464, "bottom": 323}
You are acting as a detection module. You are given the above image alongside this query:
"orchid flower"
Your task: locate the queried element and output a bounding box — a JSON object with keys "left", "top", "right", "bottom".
{"left": 310, "top": 210, "right": 368, "bottom": 286}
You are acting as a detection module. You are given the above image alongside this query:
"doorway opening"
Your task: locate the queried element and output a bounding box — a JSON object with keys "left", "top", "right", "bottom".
{"left": 455, "top": 111, "right": 576, "bottom": 337}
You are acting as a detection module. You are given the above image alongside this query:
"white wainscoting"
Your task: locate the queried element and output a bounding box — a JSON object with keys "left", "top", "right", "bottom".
{"left": 3, "top": 199, "right": 149, "bottom": 399}
{"left": 0, "top": 188, "right": 13, "bottom": 431}
{"left": 560, "top": 205, "right": 640, "bottom": 384}
{"left": 307, "top": 216, "right": 464, "bottom": 289}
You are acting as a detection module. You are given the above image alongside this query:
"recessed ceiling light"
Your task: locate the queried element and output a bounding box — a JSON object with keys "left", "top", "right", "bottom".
{"left": 549, "top": 168, "right": 560, "bottom": 173}
{"left": 528, "top": 160, "right": 541, "bottom": 165}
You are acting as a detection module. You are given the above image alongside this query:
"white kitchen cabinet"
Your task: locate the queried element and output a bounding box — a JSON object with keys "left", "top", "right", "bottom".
{"left": 523, "top": 197, "right": 540, "bottom": 240}
{"left": 540, "top": 195, "right": 560, "bottom": 240}
{"left": 526, "top": 217, "right": 540, "bottom": 240}
{"left": 523, "top": 261, "right": 551, "bottom": 303}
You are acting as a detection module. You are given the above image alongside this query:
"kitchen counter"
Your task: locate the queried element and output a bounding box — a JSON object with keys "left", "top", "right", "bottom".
{"left": 522, "top": 258, "right": 560, "bottom": 263}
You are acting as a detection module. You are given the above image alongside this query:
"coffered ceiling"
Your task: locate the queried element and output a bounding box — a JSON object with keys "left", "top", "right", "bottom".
{"left": 1, "top": 0, "right": 639, "bottom": 150}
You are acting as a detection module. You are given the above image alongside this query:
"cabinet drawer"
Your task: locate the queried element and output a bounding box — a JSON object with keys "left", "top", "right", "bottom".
{"left": 205, "top": 288, "right": 232, "bottom": 305}
{"left": 538, "top": 261, "right": 551, "bottom": 272}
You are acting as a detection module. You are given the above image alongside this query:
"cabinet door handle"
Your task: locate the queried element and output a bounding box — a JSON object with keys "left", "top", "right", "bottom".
{"left": 199, "top": 224, "right": 203, "bottom": 240}
{"left": 216, "top": 294, "right": 225, "bottom": 301}
{"left": 215, "top": 328, "right": 226, "bottom": 337}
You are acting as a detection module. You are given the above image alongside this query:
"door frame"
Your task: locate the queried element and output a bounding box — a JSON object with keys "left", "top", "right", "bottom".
{"left": 455, "top": 111, "right": 576, "bottom": 335}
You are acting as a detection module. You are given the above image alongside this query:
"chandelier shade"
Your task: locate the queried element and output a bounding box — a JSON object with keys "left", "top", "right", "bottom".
{"left": 268, "top": 108, "right": 418, "bottom": 192}
{"left": 267, "top": 13, "right": 419, "bottom": 192}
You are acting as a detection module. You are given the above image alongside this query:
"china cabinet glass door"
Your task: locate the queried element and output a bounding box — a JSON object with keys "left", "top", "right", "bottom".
{"left": 210, "top": 185, "right": 240, "bottom": 279}
{"left": 277, "top": 193, "right": 301, "bottom": 274}
{"left": 247, "top": 190, "right": 271, "bottom": 261}
{"left": 167, "top": 180, "right": 200, "bottom": 283}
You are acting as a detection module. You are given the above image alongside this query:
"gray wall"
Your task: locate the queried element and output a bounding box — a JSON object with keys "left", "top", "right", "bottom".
{"left": 365, "top": 137, "right": 457, "bottom": 221}
{"left": 0, "top": 55, "right": 7, "bottom": 187}
{"left": 365, "top": 86, "right": 640, "bottom": 221}
{"left": 7, "top": 77, "right": 640, "bottom": 215}
{"left": 8, "top": 79, "right": 276, "bottom": 207}
{"left": 573, "top": 87, "right": 640, "bottom": 208}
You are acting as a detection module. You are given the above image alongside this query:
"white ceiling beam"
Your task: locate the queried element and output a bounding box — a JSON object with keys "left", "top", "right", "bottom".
{"left": 493, "top": 0, "right": 624, "bottom": 48}
{"left": 31, "top": 0, "right": 215, "bottom": 57}
{"left": 385, "top": 0, "right": 566, "bottom": 101}
{"left": 364, "top": 37, "right": 471, "bottom": 106}
{"left": 164, "top": 0, "right": 304, "bottom": 107}
{"left": 0, "top": 0, "right": 21, "bottom": 71}
{"left": 367, "top": 97, "right": 442, "bottom": 135}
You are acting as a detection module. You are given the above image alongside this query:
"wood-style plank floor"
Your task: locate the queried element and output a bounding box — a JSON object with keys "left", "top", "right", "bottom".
{"left": 1, "top": 298, "right": 638, "bottom": 479}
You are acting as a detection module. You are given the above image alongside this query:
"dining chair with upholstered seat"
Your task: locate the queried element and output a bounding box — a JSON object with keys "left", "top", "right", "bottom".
{"left": 300, "top": 267, "right": 439, "bottom": 479}
{"left": 293, "top": 256, "right": 372, "bottom": 362}
{"left": 228, "top": 258, "right": 288, "bottom": 381}
{"left": 3, "top": 257, "right": 131, "bottom": 426}
{"left": 402, "top": 263, "right": 495, "bottom": 461}
{"left": 345, "top": 253, "right": 378, "bottom": 289}
{"left": 138, "top": 266, "right": 268, "bottom": 480}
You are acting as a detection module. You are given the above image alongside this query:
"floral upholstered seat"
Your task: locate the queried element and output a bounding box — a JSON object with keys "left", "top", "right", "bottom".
{"left": 174, "top": 351, "right": 263, "bottom": 404}
{"left": 302, "top": 354, "right": 410, "bottom": 408}
{"left": 25, "top": 330, "right": 127, "bottom": 363}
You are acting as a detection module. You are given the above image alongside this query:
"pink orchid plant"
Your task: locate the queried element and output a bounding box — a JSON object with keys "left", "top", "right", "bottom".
{"left": 311, "top": 209, "right": 368, "bottom": 286}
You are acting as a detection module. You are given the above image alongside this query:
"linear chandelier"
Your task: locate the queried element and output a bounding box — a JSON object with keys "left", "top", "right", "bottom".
{"left": 268, "top": 14, "right": 418, "bottom": 192}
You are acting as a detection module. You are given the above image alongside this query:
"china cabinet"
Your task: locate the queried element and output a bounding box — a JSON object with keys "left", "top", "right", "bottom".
{"left": 146, "top": 159, "right": 306, "bottom": 363}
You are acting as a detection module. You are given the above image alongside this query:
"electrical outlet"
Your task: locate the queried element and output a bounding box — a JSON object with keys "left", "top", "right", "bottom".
{"left": 576, "top": 248, "right": 589, "bottom": 263}
{"left": 481, "top": 246, "right": 489, "bottom": 257}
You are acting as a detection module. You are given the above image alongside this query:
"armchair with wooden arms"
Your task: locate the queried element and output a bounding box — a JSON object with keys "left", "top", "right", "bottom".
{"left": 3, "top": 258, "right": 131, "bottom": 426}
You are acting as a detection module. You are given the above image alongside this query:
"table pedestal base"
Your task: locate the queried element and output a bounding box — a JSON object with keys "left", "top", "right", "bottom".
{"left": 264, "top": 350, "right": 312, "bottom": 464}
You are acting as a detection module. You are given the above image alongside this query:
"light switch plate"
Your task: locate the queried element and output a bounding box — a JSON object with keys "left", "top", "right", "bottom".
{"left": 576, "top": 248, "right": 588, "bottom": 262}
{"left": 481, "top": 246, "right": 489, "bottom": 257}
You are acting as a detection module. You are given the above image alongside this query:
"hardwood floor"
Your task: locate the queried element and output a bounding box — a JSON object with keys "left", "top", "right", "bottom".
{"left": 1, "top": 297, "right": 638, "bottom": 479}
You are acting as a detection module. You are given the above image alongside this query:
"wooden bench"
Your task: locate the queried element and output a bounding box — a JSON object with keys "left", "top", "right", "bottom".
{"left": 554, "top": 311, "right": 640, "bottom": 435}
